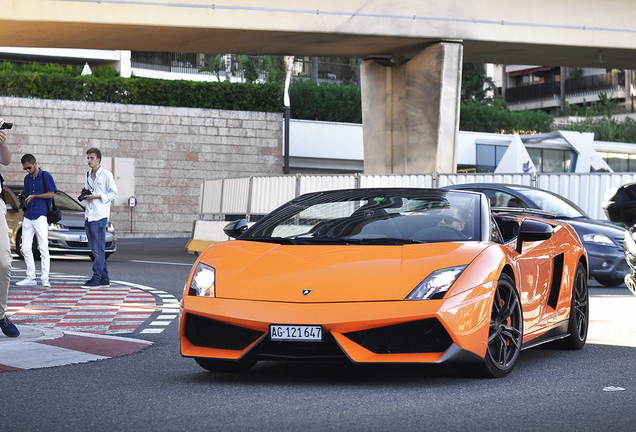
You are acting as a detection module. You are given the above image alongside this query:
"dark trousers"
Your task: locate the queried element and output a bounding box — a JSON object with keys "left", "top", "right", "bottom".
{"left": 85, "top": 217, "right": 109, "bottom": 282}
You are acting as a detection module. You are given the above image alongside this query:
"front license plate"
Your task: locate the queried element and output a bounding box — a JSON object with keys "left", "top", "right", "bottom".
{"left": 270, "top": 325, "right": 323, "bottom": 342}
{"left": 79, "top": 235, "right": 87, "bottom": 242}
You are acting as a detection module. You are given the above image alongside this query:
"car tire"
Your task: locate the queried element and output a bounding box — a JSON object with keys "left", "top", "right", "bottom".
{"left": 194, "top": 357, "right": 256, "bottom": 372}
{"left": 549, "top": 262, "right": 588, "bottom": 350}
{"left": 595, "top": 276, "right": 624, "bottom": 287}
{"left": 455, "top": 273, "right": 523, "bottom": 378}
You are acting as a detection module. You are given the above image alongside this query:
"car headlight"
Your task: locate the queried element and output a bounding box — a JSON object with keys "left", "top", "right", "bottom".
{"left": 189, "top": 263, "right": 216, "bottom": 297}
{"left": 582, "top": 233, "right": 615, "bottom": 246}
{"left": 106, "top": 223, "right": 115, "bottom": 233}
{"left": 405, "top": 265, "right": 467, "bottom": 300}
{"left": 48, "top": 223, "right": 69, "bottom": 231}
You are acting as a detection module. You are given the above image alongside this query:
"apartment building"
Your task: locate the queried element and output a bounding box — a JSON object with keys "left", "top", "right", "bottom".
{"left": 492, "top": 64, "right": 632, "bottom": 115}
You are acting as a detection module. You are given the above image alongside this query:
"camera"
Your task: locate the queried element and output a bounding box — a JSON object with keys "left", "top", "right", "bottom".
{"left": 17, "top": 192, "right": 28, "bottom": 211}
{"left": 78, "top": 188, "right": 91, "bottom": 202}
{"left": 0, "top": 122, "right": 12, "bottom": 130}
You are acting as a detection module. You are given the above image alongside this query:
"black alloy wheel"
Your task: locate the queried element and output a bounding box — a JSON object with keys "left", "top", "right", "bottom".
{"left": 456, "top": 273, "right": 523, "bottom": 378}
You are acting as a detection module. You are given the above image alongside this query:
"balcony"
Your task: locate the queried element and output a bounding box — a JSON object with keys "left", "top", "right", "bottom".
{"left": 505, "top": 71, "right": 626, "bottom": 107}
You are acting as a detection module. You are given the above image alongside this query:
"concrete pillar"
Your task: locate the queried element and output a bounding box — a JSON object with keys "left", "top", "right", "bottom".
{"left": 360, "top": 42, "right": 463, "bottom": 175}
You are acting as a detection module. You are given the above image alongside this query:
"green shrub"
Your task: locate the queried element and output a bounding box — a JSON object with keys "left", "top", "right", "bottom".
{"left": 460, "top": 103, "right": 553, "bottom": 133}
{"left": 558, "top": 117, "right": 636, "bottom": 143}
{"left": 0, "top": 63, "right": 284, "bottom": 112}
{"left": 289, "top": 80, "right": 361, "bottom": 123}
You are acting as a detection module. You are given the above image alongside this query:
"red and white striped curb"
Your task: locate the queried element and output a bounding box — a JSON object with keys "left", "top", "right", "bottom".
{"left": 8, "top": 286, "right": 157, "bottom": 335}
{"left": 0, "top": 326, "right": 152, "bottom": 372}
{"left": 0, "top": 272, "right": 181, "bottom": 372}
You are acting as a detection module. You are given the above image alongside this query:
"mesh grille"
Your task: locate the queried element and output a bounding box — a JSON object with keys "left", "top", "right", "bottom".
{"left": 343, "top": 319, "right": 452, "bottom": 354}
{"left": 184, "top": 313, "right": 265, "bottom": 350}
{"left": 254, "top": 332, "right": 346, "bottom": 360}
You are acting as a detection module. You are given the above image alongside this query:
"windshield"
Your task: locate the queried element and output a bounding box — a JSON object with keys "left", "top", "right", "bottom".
{"left": 242, "top": 189, "right": 482, "bottom": 245}
{"left": 54, "top": 191, "right": 85, "bottom": 211}
{"left": 509, "top": 187, "right": 586, "bottom": 218}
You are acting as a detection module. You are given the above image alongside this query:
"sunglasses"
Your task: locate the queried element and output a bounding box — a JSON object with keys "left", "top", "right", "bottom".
{"left": 439, "top": 215, "right": 463, "bottom": 225}
{"left": 23, "top": 165, "right": 34, "bottom": 171}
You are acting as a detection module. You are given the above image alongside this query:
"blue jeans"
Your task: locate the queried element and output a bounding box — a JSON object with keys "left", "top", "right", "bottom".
{"left": 85, "top": 218, "right": 109, "bottom": 282}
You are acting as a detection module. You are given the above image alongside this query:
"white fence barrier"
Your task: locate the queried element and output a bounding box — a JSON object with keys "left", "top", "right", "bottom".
{"left": 198, "top": 172, "right": 636, "bottom": 221}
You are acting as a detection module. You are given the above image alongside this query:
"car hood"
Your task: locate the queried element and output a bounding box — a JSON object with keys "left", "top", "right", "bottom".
{"left": 559, "top": 217, "right": 626, "bottom": 241}
{"left": 200, "top": 240, "right": 489, "bottom": 303}
{"left": 60, "top": 210, "right": 86, "bottom": 228}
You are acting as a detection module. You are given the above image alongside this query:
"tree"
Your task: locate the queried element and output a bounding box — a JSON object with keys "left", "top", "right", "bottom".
{"left": 199, "top": 54, "right": 224, "bottom": 81}
{"left": 461, "top": 63, "right": 497, "bottom": 104}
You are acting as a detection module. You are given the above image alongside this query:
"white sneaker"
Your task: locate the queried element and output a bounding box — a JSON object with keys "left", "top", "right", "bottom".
{"left": 16, "top": 278, "right": 37, "bottom": 286}
{"left": 42, "top": 279, "right": 51, "bottom": 287}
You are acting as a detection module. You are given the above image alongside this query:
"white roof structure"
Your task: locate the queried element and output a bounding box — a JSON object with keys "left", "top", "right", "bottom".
{"left": 494, "top": 134, "right": 538, "bottom": 176}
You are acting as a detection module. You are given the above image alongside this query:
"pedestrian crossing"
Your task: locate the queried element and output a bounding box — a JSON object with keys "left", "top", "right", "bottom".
{"left": 6, "top": 270, "right": 180, "bottom": 335}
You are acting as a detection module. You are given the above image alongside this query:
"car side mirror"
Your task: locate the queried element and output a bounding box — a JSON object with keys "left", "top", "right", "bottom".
{"left": 223, "top": 219, "right": 248, "bottom": 239}
{"left": 6, "top": 203, "right": 12, "bottom": 211}
{"left": 516, "top": 219, "right": 553, "bottom": 254}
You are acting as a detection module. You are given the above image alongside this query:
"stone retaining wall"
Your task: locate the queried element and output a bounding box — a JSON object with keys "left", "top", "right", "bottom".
{"left": 0, "top": 97, "right": 283, "bottom": 235}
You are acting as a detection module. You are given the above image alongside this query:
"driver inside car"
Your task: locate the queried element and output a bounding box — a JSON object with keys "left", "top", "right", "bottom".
{"left": 437, "top": 207, "right": 466, "bottom": 232}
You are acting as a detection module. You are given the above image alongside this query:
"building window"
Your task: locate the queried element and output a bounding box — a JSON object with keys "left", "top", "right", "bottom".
{"left": 598, "top": 152, "right": 636, "bottom": 172}
{"left": 476, "top": 144, "right": 508, "bottom": 173}
{"left": 527, "top": 148, "right": 577, "bottom": 173}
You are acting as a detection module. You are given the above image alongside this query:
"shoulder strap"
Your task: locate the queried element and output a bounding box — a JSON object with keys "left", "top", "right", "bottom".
{"left": 40, "top": 171, "right": 55, "bottom": 211}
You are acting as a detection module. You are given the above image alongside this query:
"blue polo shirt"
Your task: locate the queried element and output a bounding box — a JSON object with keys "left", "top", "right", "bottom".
{"left": 23, "top": 169, "right": 57, "bottom": 221}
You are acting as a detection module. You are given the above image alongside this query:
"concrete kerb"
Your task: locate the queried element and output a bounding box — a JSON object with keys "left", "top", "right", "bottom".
{"left": 0, "top": 324, "right": 63, "bottom": 344}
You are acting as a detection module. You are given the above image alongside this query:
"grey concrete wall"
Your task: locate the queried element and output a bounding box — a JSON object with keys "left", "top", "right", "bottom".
{"left": 0, "top": 97, "right": 283, "bottom": 236}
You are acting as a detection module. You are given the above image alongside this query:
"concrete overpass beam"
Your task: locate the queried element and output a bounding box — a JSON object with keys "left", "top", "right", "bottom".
{"left": 361, "top": 42, "right": 463, "bottom": 175}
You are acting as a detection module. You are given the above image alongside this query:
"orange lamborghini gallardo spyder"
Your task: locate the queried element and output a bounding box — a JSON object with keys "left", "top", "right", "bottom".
{"left": 180, "top": 188, "right": 589, "bottom": 378}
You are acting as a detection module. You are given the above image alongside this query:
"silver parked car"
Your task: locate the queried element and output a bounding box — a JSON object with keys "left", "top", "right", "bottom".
{"left": 4, "top": 185, "right": 116, "bottom": 260}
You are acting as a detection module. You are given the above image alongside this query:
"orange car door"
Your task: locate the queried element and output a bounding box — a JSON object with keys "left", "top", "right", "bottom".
{"left": 514, "top": 224, "right": 556, "bottom": 336}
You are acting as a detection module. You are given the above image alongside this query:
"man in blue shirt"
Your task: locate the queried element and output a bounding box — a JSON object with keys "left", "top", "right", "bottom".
{"left": 16, "top": 154, "right": 57, "bottom": 287}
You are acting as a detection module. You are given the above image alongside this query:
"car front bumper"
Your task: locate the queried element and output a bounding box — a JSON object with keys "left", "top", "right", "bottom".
{"left": 585, "top": 244, "right": 629, "bottom": 281}
{"left": 179, "top": 293, "right": 492, "bottom": 365}
{"left": 48, "top": 230, "right": 117, "bottom": 255}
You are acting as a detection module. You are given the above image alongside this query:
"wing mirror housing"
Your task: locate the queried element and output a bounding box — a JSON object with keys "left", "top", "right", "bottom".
{"left": 516, "top": 219, "right": 553, "bottom": 253}
{"left": 223, "top": 219, "right": 248, "bottom": 239}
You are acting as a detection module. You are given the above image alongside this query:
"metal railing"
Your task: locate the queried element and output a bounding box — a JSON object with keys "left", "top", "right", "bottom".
{"left": 131, "top": 52, "right": 358, "bottom": 84}
{"left": 505, "top": 71, "right": 626, "bottom": 104}
{"left": 198, "top": 172, "right": 636, "bottom": 222}
{"left": 565, "top": 71, "right": 625, "bottom": 97}
{"left": 505, "top": 81, "right": 559, "bottom": 104}
{"left": 293, "top": 58, "right": 358, "bottom": 85}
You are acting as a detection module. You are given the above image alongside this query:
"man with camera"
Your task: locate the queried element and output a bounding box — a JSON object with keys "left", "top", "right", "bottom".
{"left": 0, "top": 119, "right": 19, "bottom": 337}
{"left": 16, "top": 154, "right": 57, "bottom": 287}
{"left": 81, "top": 148, "right": 118, "bottom": 289}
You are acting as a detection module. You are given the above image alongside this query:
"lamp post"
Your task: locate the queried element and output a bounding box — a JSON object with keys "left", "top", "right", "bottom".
{"left": 283, "top": 56, "right": 294, "bottom": 174}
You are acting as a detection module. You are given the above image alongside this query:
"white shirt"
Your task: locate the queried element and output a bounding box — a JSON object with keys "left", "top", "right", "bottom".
{"left": 84, "top": 166, "right": 118, "bottom": 222}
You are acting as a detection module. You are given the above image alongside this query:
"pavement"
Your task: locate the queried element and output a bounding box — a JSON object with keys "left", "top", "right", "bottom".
{"left": 0, "top": 270, "right": 180, "bottom": 372}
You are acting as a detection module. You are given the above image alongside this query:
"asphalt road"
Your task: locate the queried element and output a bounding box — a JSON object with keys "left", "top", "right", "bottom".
{"left": 1, "top": 238, "right": 636, "bottom": 432}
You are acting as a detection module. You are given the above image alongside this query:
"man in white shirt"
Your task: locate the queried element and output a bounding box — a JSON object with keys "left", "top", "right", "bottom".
{"left": 81, "top": 148, "right": 118, "bottom": 289}
{"left": 0, "top": 119, "right": 18, "bottom": 337}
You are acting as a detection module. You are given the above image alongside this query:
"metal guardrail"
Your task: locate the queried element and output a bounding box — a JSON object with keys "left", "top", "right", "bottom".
{"left": 199, "top": 172, "right": 636, "bottom": 222}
